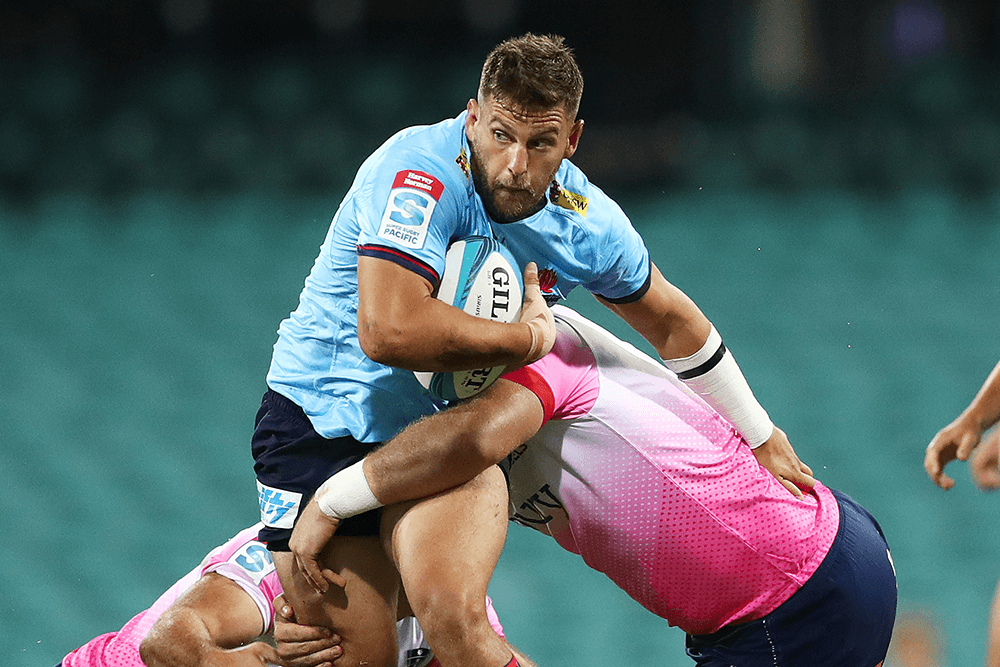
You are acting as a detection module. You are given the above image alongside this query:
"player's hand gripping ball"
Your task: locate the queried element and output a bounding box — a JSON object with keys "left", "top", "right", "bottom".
{"left": 414, "top": 236, "right": 523, "bottom": 401}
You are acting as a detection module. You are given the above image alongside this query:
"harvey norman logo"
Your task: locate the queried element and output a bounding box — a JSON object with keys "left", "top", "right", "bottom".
{"left": 377, "top": 170, "right": 445, "bottom": 250}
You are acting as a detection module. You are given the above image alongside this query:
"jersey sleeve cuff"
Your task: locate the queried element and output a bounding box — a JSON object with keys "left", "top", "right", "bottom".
{"left": 501, "top": 365, "right": 556, "bottom": 424}
{"left": 203, "top": 563, "right": 272, "bottom": 635}
{"left": 357, "top": 243, "right": 440, "bottom": 288}
{"left": 594, "top": 258, "right": 652, "bottom": 304}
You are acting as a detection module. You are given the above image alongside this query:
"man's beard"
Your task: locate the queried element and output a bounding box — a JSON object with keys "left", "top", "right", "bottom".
{"left": 468, "top": 140, "right": 547, "bottom": 224}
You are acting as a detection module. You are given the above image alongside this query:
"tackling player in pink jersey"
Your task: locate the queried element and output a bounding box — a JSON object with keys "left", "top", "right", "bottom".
{"left": 291, "top": 305, "right": 897, "bottom": 667}
{"left": 57, "top": 523, "right": 507, "bottom": 667}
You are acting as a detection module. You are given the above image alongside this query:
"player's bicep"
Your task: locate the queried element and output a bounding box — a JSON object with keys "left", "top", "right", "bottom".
{"left": 357, "top": 254, "right": 436, "bottom": 325}
{"left": 466, "top": 378, "right": 546, "bottom": 459}
{"left": 356, "top": 254, "right": 437, "bottom": 362}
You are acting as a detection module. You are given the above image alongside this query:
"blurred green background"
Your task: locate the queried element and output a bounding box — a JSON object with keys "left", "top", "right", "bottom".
{"left": 3, "top": 2, "right": 1000, "bottom": 666}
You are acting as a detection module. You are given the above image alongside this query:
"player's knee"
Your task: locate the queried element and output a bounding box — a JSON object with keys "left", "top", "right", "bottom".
{"left": 410, "top": 587, "right": 492, "bottom": 644}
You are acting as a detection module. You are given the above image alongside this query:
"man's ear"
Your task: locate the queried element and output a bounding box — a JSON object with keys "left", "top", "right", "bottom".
{"left": 466, "top": 98, "right": 480, "bottom": 132}
{"left": 565, "top": 119, "right": 585, "bottom": 157}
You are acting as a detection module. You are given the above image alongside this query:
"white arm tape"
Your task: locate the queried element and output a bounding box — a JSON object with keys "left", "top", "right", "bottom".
{"left": 662, "top": 325, "right": 775, "bottom": 448}
{"left": 314, "top": 459, "right": 383, "bottom": 520}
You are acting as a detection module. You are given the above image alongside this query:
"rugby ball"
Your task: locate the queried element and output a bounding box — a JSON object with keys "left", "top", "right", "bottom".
{"left": 414, "top": 237, "right": 523, "bottom": 401}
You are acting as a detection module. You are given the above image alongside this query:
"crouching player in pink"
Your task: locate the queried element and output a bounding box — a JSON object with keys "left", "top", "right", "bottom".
{"left": 292, "top": 305, "right": 897, "bottom": 667}
{"left": 57, "top": 522, "right": 507, "bottom": 667}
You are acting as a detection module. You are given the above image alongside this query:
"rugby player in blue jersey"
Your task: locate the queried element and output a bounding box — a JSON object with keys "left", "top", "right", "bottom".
{"left": 254, "top": 33, "right": 809, "bottom": 667}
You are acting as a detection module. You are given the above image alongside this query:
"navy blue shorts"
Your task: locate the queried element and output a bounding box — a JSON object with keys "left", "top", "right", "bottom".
{"left": 685, "top": 489, "right": 897, "bottom": 667}
{"left": 252, "top": 389, "right": 383, "bottom": 549}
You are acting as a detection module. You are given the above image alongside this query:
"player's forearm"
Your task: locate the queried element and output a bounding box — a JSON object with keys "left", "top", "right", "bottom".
{"left": 366, "top": 392, "right": 524, "bottom": 505}
{"left": 600, "top": 262, "right": 712, "bottom": 361}
{"left": 315, "top": 380, "right": 540, "bottom": 519}
{"left": 312, "top": 409, "right": 503, "bottom": 520}
{"left": 357, "top": 257, "right": 535, "bottom": 371}
{"left": 605, "top": 264, "right": 774, "bottom": 447}
{"left": 361, "top": 301, "right": 536, "bottom": 372}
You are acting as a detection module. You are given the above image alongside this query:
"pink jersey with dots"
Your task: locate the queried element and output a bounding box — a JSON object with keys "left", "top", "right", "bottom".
{"left": 61, "top": 524, "right": 504, "bottom": 667}
{"left": 500, "top": 306, "right": 839, "bottom": 635}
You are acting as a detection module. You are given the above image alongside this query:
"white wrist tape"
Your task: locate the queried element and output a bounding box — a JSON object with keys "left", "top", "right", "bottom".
{"left": 663, "top": 325, "right": 774, "bottom": 448}
{"left": 314, "top": 460, "right": 383, "bottom": 520}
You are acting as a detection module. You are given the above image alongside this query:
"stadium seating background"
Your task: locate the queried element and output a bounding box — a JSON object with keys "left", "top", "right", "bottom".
{"left": 3, "top": 2, "right": 1000, "bottom": 665}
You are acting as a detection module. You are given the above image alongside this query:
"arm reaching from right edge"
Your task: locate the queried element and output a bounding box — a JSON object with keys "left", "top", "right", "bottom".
{"left": 925, "top": 359, "right": 1000, "bottom": 490}
{"left": 366, "top": 378, "right": 545, "bottom": 503}
{"left": 599, "top": 262, "right": 814, "bottom": 497}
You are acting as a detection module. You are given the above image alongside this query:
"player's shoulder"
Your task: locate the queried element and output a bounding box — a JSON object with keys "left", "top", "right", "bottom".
{"left": 369, "top": 114, "right": 472, "bottom": 195}
{"left": 201, "top": 524, "right": 268, "bottom": 567}
{"left": 545, "top": 161, "right": 634, "bottom": 249}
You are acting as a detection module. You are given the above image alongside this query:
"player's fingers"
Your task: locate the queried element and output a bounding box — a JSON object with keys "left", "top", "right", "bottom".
{"left": 523, "top": 261, "right": 539, "bottom": 287}
{"left": 273, "top": 615, "right": 339, "bottom": 643}
{"left": 956, "top": 432, "right": 979, "bottom": 461}
{"left": 246, "top": 641, "right": 281, "bottom": 664}
{"left": 298, "top": 555, "right": 329, "bottom": 594}
{"left": 322, "top": 568, "right": 348, "bottom": 589}
{"left": 277, "top": 637, "right": 342, "bottom": 667}
{"left": 923, "top": 443, "right": 945, "bottom": 479}
{"left": 791, "top": 468, "right": 816, "bottom": 490}
{"left": 276, "top": 632, "right": 342, "bottom": 657}
{"left": 781, "top": 477, "right": 803, "bottom": 498}
{"left": 518, "top": 262, "right": 555, "bottom": 364}
{"left": 278, "top": 642, "right": 343, "bottom": 667}
{"left": 975, "top": 470, "right": 1000, "bottom": 492}
{"left": 277, "top": 600, "right": 295, "bottom": 621}
{"left": 799, "top": 460, "right": 814, "bottom": 477}
{"left": 930, "top": 470, "right": 955, "bottom": 490}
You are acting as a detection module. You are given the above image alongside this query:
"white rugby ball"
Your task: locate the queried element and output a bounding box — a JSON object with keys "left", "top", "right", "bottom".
{"left": 414, "top": 236, "right": 523, "bottom": 401}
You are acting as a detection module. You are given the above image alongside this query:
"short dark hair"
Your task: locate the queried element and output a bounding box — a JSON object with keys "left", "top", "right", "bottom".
{"left": 479, "top": 33, "right": 584, "bottom": 118}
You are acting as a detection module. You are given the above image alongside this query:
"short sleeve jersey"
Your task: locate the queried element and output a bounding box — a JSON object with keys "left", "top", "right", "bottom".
{"left": 60, "top": 524, "right": 504, "bottom": 667}
{"left": 266, "top": 112, "right": 650, "bottom": 443}
{"left": 499, "top": 306, "right": 840, "bottom": 636}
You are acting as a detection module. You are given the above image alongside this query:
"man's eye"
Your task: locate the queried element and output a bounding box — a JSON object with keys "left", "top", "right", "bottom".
{"left": 493, "top": 130, "right": 509, "bottom": 142}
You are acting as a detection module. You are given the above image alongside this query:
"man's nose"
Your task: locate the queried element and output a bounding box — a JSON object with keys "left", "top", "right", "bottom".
{"left": 506, "top": 144, "right": 528, "bottom": 177}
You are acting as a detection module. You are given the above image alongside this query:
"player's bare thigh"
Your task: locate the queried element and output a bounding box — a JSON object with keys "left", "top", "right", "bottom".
{"left": 382, "top": 465, "right": 511, "bottom": 667}
{"left": 272, "top": 536, "right": 400, "bottom": 667}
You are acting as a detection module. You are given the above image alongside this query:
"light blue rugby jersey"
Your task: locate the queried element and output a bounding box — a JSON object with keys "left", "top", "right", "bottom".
{"left": 267, "top": 111, "right": 650, "bottom": 443}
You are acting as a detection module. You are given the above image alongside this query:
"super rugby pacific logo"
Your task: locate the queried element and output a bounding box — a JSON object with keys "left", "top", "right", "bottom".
{"left": 230, "top": 541, "right": 275, "bottom": 584}
{"left": 378, "top": 170, "right": 445, "bottom": 250}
